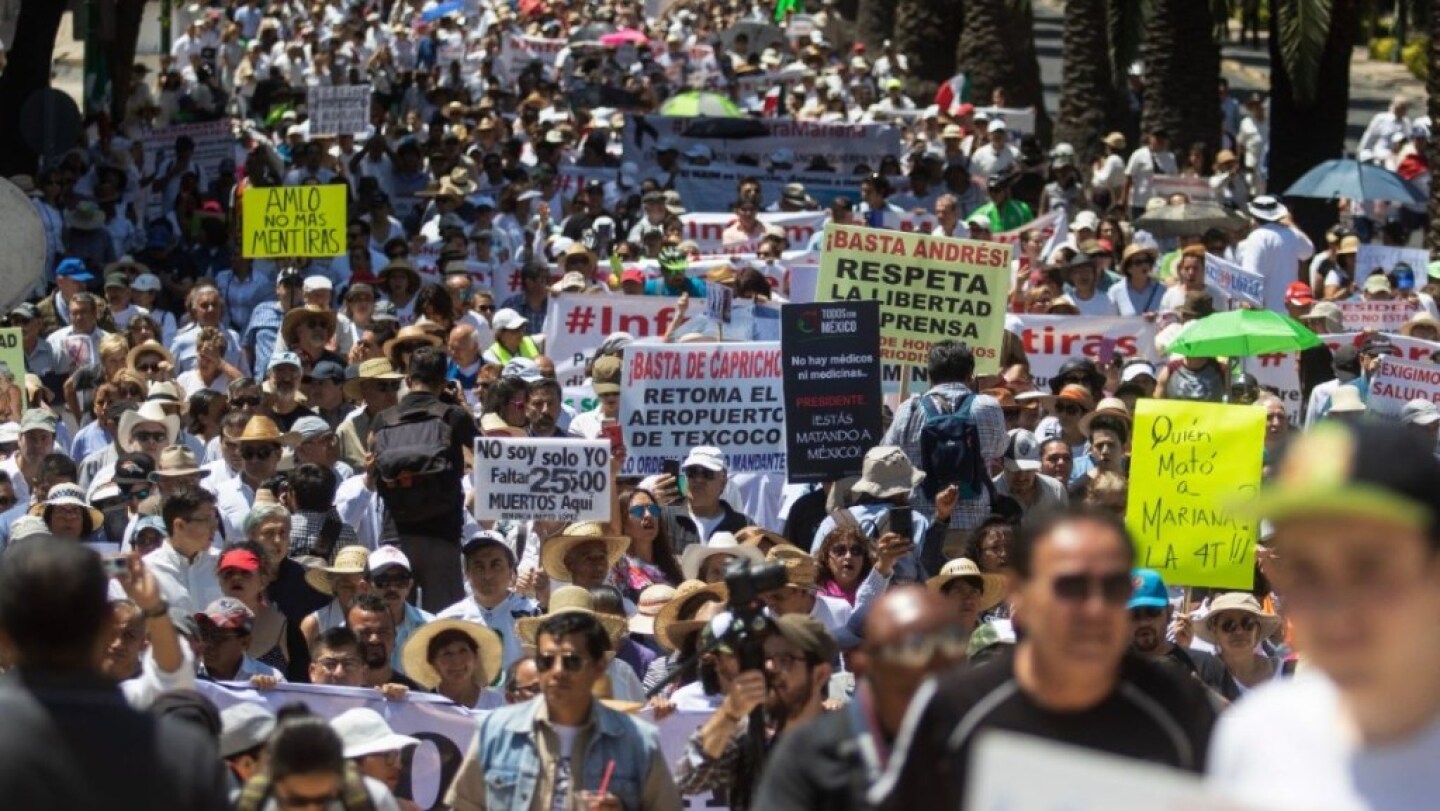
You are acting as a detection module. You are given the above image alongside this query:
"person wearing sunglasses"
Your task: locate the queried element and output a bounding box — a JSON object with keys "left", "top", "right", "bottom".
{"left": 612, "top": 489, "right": 683, "bottom": 601}
{"left": 245, "top": 715, "right": 403, "bottom": 811}
{"left": 659, "top": 446, "right": 754, "bottom": 552}
{"left": 1126, "top": 568, "right": 1224, "bottom": 686}
{"left": 503, "top": 656, "right": 541, "bottom": 704}
{"left": 448, "top": 610, "right": 682, "bottom": 811}
{"left": 1194, "top": 592, "right": 1288, "bottom": 701}
{"left": 216, "top": 415, "right": 297, "bottom": 543}
{"left": 362, "top": 546, "right": 433, "bottom": 677}
{"left": 875, "top": 506, "right": 1218, "bottom": 809}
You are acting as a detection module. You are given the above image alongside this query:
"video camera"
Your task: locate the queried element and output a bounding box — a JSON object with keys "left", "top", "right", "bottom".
{"left": 718, "top": 557, "right": 789, "bottom": 671}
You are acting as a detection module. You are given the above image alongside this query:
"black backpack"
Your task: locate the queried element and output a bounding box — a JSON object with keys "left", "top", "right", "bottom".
{"left": 372, "top": 402, "right": 456, "bottom": 522}
{"left": 917, "top": 392, "right": 995, "bottom": 501}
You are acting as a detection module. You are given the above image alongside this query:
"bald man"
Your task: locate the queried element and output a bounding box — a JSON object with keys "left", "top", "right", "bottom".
{"left": 753, "top": 586, "right": 965, "bottom": 810}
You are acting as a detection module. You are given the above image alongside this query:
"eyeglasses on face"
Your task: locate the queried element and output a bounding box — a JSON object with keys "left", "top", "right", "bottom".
{"left": 1216, "top": 616, "right": 1258, "bottom": 634}
{"left": 316, "top": 655, "right": 362, "bottom": 670}
{"left": 828, "top": 544, "right": 867, "bottom": 559}
{"left": 536, "top": 652, "right": 586, "bottom": 672}
{"left": 231, "top": 395, "right": 261, "bottom": 408}
{"left": 628, "top": 504, "right": 661, "bottom": 519}
{"left": 765, "top": 652, "right": 808, "bottom": 671}
{"left": 371, "top": 573, "right": 412, "bottom": 589}
{"left": 240, "top": 445, "right": 278, "bottom": 461}
{"left": 132, "top": 430, "right": 167, "bottom": 444}
{"left": 135, "top": 363, "right": 161, "bottom": 373}
{"left": 1051, "top": 571, "right": 1133, "bottom": 604}
{"left": 683, "top": 466, "right": 719, "bottom": 481}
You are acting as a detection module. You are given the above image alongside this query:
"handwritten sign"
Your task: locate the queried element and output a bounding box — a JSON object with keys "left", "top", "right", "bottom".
{"left": 1367, "top": 355, "right": 1440, "bottom": 417}
{"left": 1125, "top": 399, "right": 1265, "bottom": 589}
{"left": 472, "top": 438, "right": 613, "bottom": 523}
{"left": 241, "top": 184, "right": 346, "bottom": 258}
{"left": 1336, "top": 300, "right": 1417, "bottom": 332}
{"left": 0, "top": 328, "right": 27, "bottom": 410}
{"left": 306, "top": 84, "right": 372, "bottom": 136}
{"left": 1204, "top": 254, "right": 1264, "bottom": 308}
{"left": 816, "top": 223, "right": 1010, "bottom": 375}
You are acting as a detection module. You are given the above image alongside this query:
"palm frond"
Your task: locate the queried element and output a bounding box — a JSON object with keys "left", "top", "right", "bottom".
{"left": 1109, "top": 0, "right": 1150, "bottom": 84}
{"left": 1275, "top": 0, "right": 1333, "bottom": 105}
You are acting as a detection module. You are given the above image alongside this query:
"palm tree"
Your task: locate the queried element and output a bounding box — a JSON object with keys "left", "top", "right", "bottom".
{"left": 956, "top": 0, "right": 1053, "bottom": 141}
{"left": 855, "top": 0, "right": 899, "bottom": 53}
{"left": 1427, "top": 0, "right": 1440, "bottom": 254}
{"left": 893, "top": 0, "right": 964, "bottom": 94}
{"left": 0, "top": 0, "right": 69, "bottom": 175}
{"left": 1056, "top": 0, "right": 1124, "bottom": 157}
{"left": 1139, "top": 0, "right": 1221, "bottom": 160}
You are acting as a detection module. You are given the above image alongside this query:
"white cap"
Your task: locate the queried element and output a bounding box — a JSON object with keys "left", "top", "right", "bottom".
{"left": 1069, "top": 210, "right": 1100, "bottom": 233}
{"left": 1121, "top": 362, "right": 1157, "bottom": 384}
{"left": 492, "top": 308, "right": 529, "bottom": 331}
{"left": 0, "top": 422, "right": 18, "bottom": 444}
{"left": 987, "top": 119, "right": 1008, "bottom": 134}
{"left": 303, "top": 275, "right": 333, "bottom": 292}
{"left": 369, "top": 545, "right": 412, "bottom": 574}
{"left": 1004, "top": 429, "right": 1042, "bottom": 472}
{"left": 131, "top": 272, "right": 162, "bottom": 292}
{"left": 681, "top": 446, "right": 727, "bottom": 472}
{"left": 1402, "top": 398, "right": 1440, "bottom": 426}
{"left": 267, "top": 351, "right": 301, "bottom": 372}
{"left": 330, "top": 708, "right": 419, "bottom": 759}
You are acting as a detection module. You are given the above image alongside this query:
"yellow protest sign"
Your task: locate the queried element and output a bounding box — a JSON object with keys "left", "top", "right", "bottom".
{"left": 0, "top": 328, "right": 26, "bottom": 411}
{"left": 1124, "top": 399, "right": 1265, "bottom": 589}
{"left": 241, "top": 184, "right": 346, "bottom": 258}
{"left": 816, "top": 223, "right": 1010, "bottom": 375}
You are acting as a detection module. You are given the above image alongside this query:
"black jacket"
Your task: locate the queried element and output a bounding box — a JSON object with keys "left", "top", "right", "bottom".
{"left": 662, "top": 500, "right": 753, "bottom": 553}
{"left": 754, "top": 694, "right": 880, "bottom": 811}
{"left": 0, "top": 669, "right": 230, "bottom": 810}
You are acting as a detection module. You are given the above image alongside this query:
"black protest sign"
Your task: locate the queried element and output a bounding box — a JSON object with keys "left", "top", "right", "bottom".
{"left": 781, "top": 301, "right": 883, "bottom": 483}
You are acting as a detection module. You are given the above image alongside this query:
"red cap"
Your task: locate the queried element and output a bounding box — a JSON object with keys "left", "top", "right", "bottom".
{"left": 852, "top": 43, "right": 866, "bottom": 54}
{"left": 621, "top": 268, "right": 646, "bottom": 285}
{"left": 1285, "top": 281, "right": 1315, "bottom": 306}
{"left": 218, "top": 549, "right": 262, "bottom": 573}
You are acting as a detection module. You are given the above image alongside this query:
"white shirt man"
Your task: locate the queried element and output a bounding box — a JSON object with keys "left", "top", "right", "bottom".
{"left": 1235, "top": 197, "right": 1316, "bottom": 313}
{"left": 1124, "top": 136, "right": 1178, "bottom": 210}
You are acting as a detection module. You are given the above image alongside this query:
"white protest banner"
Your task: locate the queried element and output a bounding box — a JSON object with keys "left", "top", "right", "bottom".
{"left": 142, "top": 120, "right": 235, "bottom": 217}
{"left": 623, "top": 116, "right": 903, "bottom": 175}
{"left": 1367, "top": 355, "right": 1440, "bottom": 417}
{"left": 306, "top": 84, "right": 371, "bottom": 136}
{"left": 472, "top": 438, "right": 613, "bottom": 523}
{"left": 196, "top": 681, "right": 475, "bottom": 809}
{"left": 880, "top": 210, "right": 940, "bottom": 235}
{"left": 680, "top": 211, "right": 828, "bottom": 254}
{"left": 1355, "top": 244, "right": 1429, "bottom": 276}
{"left": 974, "top": 106, "right": 1037, "bottom": 136}
{"left": 544, "top": 294, "right": 685, "bottom": 388}
{"left": 1150, "top": 175, "right": 1217, "bottom": 202}
{"left": 1319, "top": 331, "right": 1440, "bottom": 364}
{"left": 1336, "top": 299, "right": 1418, "bottom": 331}
{"left": 1205, "top": 254, "right": 1264, "bottom": 308}
{"left": 498, "top": 32, "right": 566, "bottom": 80}
{"left": 1245, "top": 351, "right": 1303, "bottom": 425}
{"left": 620, "top": 341, "right": 785, "bottom": 475}
{"left": 642, "top": 708, "right": 730, "bottom": 810}
{"left": 672, "top": 165, "right": 866, "bottom": 212}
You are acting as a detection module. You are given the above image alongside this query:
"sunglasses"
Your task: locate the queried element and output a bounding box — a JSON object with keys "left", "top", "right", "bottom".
{"left": 683, "top": 466, "right": 719, "bottom": 480}
{"left": 240, "top": 445, "right": 277, "bottom": 461}
{"left": 132, "top": 430, "right": 167, "bottom": 444}
{"left": 1052, "top": 571, "right": 1133, "bottom": 604}
{"left": 536, "top": 652, "right": 586, "bottom": 672}
{"left": 1217, "top": 616, "right": 1258, "bottom": 634}
{"left": 869, "top": 625, "right": 970, "bottom": 668}
{"left": 629, "top": 504, "right": 661, "bottom": 519}
{"left": 476, "top": 305, "right": 495, "bottom": 313}
{"left": 125, "top": 487, "right": 151, "bottom": 500}
{"left": 135, "top": 363, "right": 160, "bottom": 373}
{"left": 829, "top": 544, "right": 867, "bottom": 558}
{"left": 1054, "top": 402, "right": 1086, "bottom": 416}
{"left": 1129, "top": 606, "right": 1165, "bottom": 620}
{"left": 231, "top": 396, "right": 261, "bottom": 408}
{"left": 371, "top": 574, "right": 412, "bottom": 588}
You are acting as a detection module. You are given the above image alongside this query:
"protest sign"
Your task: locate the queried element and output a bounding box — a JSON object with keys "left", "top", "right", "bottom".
{"left": 817, "top": 223, "right": 1012, "bottom": 375}
{"left": 672, "top": 164, "right": 868, "bottom": 212}
{"left": 1367, "top": 355, "right": 1440, "bottom": 417}
{"left": 706, "top": 284, "right": 733, "bottom": 325}
{"left": 1244, "top": 352, "right": 1303, "bottom": 425}
{"left": 781, "top": 302, "right": 883, "bottom": 483}
{"left": 680, "top": 210, "right": 827, "bottom": 254}
{"left": 620, "top": 341, "right": 785, "bottom": 475}
{"left": 1318, "top": 331, "right": 1440, "bottom": 364}
{"left": 498, "top": 31, "right": 566, "bottom": 81}
{"left": 623, "top": 115, "right": 903, "bottom": 175}
{"left": 1336, "top": 299, "right": 1417, "bottom": 331}
{"left": 1205, "top": 254, "right": 1264, "bottom": 308}
{"left": 1150, "top": 175, "right": 1216, "bottom": 202}
{"left": 306, "top": 84, "right": 371, "bottom": 136}
{"left": 1125, "top": 400, "right": 1265, "bottom": 589}
{"left": 1355, "top": 244, "right": 1429, "bottom": 277}
{"left": 141, "top": 120, "right": 234, "bottom": 219}
{"left": 644, "top": 708, "right": 730, "bottom": 810}
{"left": 241, "top": 184, "right": 346, "bottom": 258}
{"left": 196, "top": 682, "right": 475, "bottom": 809}
{"left": 974, "top": 106, "right": 1036, "bottom": 136}
{"left": 0, "top": 328, "right": 27, "bottom": 410}
{"left": 472, "top": 438, "right": 614, "bottom": 523}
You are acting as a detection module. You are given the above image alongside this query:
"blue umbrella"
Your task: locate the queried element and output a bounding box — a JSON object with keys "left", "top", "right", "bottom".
{"left": 1283, "top": 158, "right": 1422, "bottom": 204}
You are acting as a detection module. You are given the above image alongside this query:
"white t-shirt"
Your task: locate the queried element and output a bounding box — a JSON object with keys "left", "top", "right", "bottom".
{"left": 1208, "top": 671, "right": 1440, "bottom": 810}
{"left": 1125, "top": 147, "right": 1178, "bottom": 207}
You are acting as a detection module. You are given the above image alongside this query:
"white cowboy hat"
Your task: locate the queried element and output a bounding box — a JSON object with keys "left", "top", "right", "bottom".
{"left": 678, "top": 532, "right": 764, "bottom": 581}
{"left": 117, "top": 401, "right": 181, "bottom": 449}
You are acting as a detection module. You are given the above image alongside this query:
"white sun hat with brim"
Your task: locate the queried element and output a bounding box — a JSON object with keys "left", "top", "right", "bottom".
{"left": 679, "top": 532, "right": 765, "bottom": 581}
{"left": 330, "top": 708, "right": 420, "bottom": 759}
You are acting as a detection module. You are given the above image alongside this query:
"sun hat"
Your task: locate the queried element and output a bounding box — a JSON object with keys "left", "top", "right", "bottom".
{"left": 653, "top": 580, "right": 728, "bottom": 652}
{"left": 735, "top": 526, "right": 788, "bottom": 551}
{"left": 1079, "top": 396, "right": 1132, "bottom": 434}
{"left": 627, "top": 584, "right": 676, "bottom": 636}
{"left": 29, "top": 483, "right": 104, "bottom": 530}
{"left": 280, "top": 303, "right": 339, "bottom": 346}
{"left": 219, "top": 703, "right": 276, "bottom": 758}
{"left": 1327, "top": 385, "right": 1366, "bottom": 414}
{"left": 539, "top": 522, "right": 630, "bottom": 582}
{"left": 303, "top": 546, "right": 371, "bottom": 595}
{"left": 1299, "top": 300, "right": 1343, "bottom": 333}
{"left": 126, "top": 340, "right": 174, "bottom": 372}
{"left": 343, "top": 357, "right": 403, "bottom": 399}
{"left": 849, "top": 446, "right": 925, "bottom": 500}
{"left": 378, "top": 259, "right": 422, "bottom": 290}
{"left": 1120, "top": 243, "right": 1158, "bottom": 269}
{"left": 1399, "top": 312, "right": 1440, "bottom": 338}
{"left": 925, "top": 558, "right": 1006, "bottom": 611}
{"left": 148, "top": 445, "right": 210, "bottom": 480}
{"left": 1127, "top": 568, "right": 1171, "bottom": 610}
{"left": 592, "top": 356, "right": 622, "bottom": 395}
{"left": 1195, "top": 592, "right": 1283, "bottom": 644}
{"left": 679, "top": 532, "right": 765, "bottom": 581}
{"left": 1053, "top": 383, "right": 1096, "bottom": 413}
{"left": 234, "top": 415, "right": 300, "bottom": 446}
{"left": 1247, "top": 195, "right": 1289, "bottom": 223}
{"left": 117, "top": 401, "right": 180, "bottom": 447}
{"left": 516, "top": 585, "right": 626, "bottom": 646}
{"left": 550, "top": 270, "right": 589, "bottom": 294}
{"left": 382, "top": 324, "right": 444, "bottom": 359}
{"left": 330, "top": 708, "right": 420, "bottom": 759}
{"left": 399, "top": 619, "right": 505, "bottom": 690}
{"left": 766, "top": 544, "right": 823, "bottom": 590}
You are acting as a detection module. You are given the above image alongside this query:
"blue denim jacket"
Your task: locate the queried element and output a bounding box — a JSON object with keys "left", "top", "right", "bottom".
{"left": 472, "top": 698, "right": 661, "bottom": 810}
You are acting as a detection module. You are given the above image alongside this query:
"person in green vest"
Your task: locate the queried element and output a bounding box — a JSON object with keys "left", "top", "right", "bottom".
{"left": 970, "top": 170, "right": 1033, "bottom": 234}
{"left": 481, "top": 309, "right": 541, "bottom": 365}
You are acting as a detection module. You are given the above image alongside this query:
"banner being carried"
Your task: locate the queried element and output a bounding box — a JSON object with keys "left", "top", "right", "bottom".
{"left": 622, "top": 115, "right": 903, "bottom": 175}
{"left": 1367, "top": 355, "right": 1440, "bottom": 417}
{"left": 680, "top": 211, "right": 827, "bottom": 255}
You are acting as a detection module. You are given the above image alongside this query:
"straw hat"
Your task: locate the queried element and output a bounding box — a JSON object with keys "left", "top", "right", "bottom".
{"left": 148, "top": 445, "right": 210, "bottom": 480}
{"left": 766, "top": 544, "right": 822, "bottom": 590}
{"left": 343, "top": 357, "right": 403, "bottom": 399}
{"left": 653, "top": 580, "right": 728, "bottom": 652}
{"left": 281, "top": 303, "right": 339, "bottom": 346}
{"left": 678, "top": 532, "right": 765, "bottom": 581}
{"left": 379, "top": 259, "right": 422, "bottom": 290}
{"left": 117, "top": 401, "right": 180, "bottom": 448}
{"left": 382, "top": 324, "right": 443, "bottom": 359}
{"left": 235, "top": 415, "right": 300, "bottom": 446}
{"left": 479, "top": 412, "right": 525, "bottom": 437}
{"left": 304, "top": 546, "right": 371, "bottom": 595}
{"left": 849, "top": 446, "right": 925, "bottom": 500}
{"left": 1079, "top": 396, "right": 1132, "bottom": 434}
{"left": 516, "top": 585, "right": 627, "bottom": 646}
{"left": 1327, "top": 385, "right": 1366, "bottom": 414}
{"left": 1120, "top": 243, "right": 1158, "bottom": 270}
{"left": 126, "top": 340, "right": 174, "bottom": 372}
{"left": 1399, "top": 311, "right": 1440, "bottom": 338}
{"left": 539, "top": 522, "right": 630, "bottom": 582}
{"left": 400, "top": 618, "right": 504, "bottom": 690}
{"left": 627, "top": 584, "right": 676, "bottom": 636}
{"left": 735, "top": 526, "right": 788, "bottom": 552}
{"left": 925, "top": 558, "right": 1007, "bottom": 611}
{"left": 1195, "top": 592, "right": 1283, "bottom": 645}
{"left": 29, "top": 483, "right": 104, "bottom": 531}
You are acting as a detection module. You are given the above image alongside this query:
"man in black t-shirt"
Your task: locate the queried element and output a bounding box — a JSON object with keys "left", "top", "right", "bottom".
{"left": 871, "top": 507, "right": 1218, "bottom": 809}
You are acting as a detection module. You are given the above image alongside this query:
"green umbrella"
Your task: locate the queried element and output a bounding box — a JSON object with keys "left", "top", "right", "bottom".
{"left": 1167, "top": 309, "right": 1321, "bottom": 358}
{"left": 659, "top": 91, "right": 743, "bottom": 118}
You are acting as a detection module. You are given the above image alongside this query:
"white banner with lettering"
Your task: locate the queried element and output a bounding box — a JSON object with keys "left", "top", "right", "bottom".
{"left": 622, "top": 115, "right": 903, "bottom": 175}
{"left": 1368, "top": 355, "right": 1440, "bottom": 417}
{"left": 680, "top": 211, "right": 828, "bottom": 255}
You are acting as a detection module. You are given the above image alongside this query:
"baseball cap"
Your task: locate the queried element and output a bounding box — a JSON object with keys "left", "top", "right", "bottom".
{"left": 303, "top": 275, "right": 333, "bottom": 293}
{"left": 114, "top": 452, "right": 156, "bottom": 484}
{"left": 592, "top": 356, "right": 622, "bottom": 395}
{"left": 19, "top": 409, "right": 57, "bottom": 434}
{"left": 1284, "top": 282, "right": 1315, "bottom": 307}
{"left": 290, "top": 415, "right": 332, "bottom": 440}
{"left": 1003, "top": 429, "right": 1042, "bottom": 472}
{"left": 770, "top": 614, "right": 838, "bottom": 663}
{"left": 1364, "top": 274, "right": 1393, "bottom": 295}
{"left": 621, "top": 268, "right": 646, "bottom": 286}
{"left": 462, "top": 530, "right": 515, "bottom": 566}
{"left": 1401, "top": 398, "right": 1440, "bottom": 427}
{"left": 194, "top": 597, "right": 255, "bottom": 632}
{"left": 369, "top": 545, "right": 412, "bottom": 574}
{"left": 307, "top": 360, "right": 346, "bottom": 383}
{"left": 131, "top": 272, "right": 162, "bottom": 293}
{"left": 1121, "top": 362, "right": 1157, "bottom": 384}
{"left": 1242, "top": 420, "right": 1440, "bottom": 537}
{"left": 501, "top": 358, "right": 544, "bottom": 383}
{"left": 1360, "top": 335, "right": 1400, "bottom": 357}
{"left": 56, "top": 258, "right": 93, "bottom": 282}
{"left": 104, "top": 272, "right": 129, "bottom": 290}
{"left": 1127, "top": 568, "right": 1170, "bottom": 610}
{"left": 492, "top": 308, "right": 529, "bottom": 331}
{"left": 219, "top": 703, "right": 276, "bottom": 758}
{"left": 682, "top": 446, "right": 727, "bottom": 472}
{"left": 218, "top": 548, "right": 262, "bottom": 573}
{"left": 267, "top": 351, "right": 301, "bottom": 372}
{"left": 9, "top": 302, "right": 39, "bottom": 322}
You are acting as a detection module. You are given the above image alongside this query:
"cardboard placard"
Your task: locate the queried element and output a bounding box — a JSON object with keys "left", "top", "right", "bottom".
{"left": 781, "top": 301, "right": 883, "bottom": 483}
{"left": 0, "top": 328, "right": 27, "bottom": 410}
{"left": 306, "top": 84, "right": 372, "bottom": 136}
{"left": 472, "top": 438, "right": 613, "bottom": 523}
{"left": 241, "top": 184, "right": 346, "bottom": 258}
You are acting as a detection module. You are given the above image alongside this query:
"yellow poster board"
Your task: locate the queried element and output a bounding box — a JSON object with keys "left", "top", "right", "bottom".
{"left": 1124, "top": 399, "right": 1265, "bottom": 589}
{"left": 0, "top": 328, "right": 25, "bottom": 411}
{"left": 815, "top": 223, "right": 1010, "bottom": 375}
{"left": 241, "top": 184, "right": 346, "bottom": 258}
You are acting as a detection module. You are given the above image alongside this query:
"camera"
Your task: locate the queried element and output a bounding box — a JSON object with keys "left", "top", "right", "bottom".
{"left": 724, "top": 557, "right": 788, "bottom": 607}
{"left": 720, "top": 558, "right": 789, "bottom": 671}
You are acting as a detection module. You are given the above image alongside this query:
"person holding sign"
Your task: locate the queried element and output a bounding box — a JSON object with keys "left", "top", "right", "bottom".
{"left": 1210, "top": 421, "right": 1440, "bottom": 809}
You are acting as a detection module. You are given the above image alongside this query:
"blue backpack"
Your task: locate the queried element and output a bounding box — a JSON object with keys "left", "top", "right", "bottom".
{"left": 917, "top": 393, "right": 995, "bottom": 501}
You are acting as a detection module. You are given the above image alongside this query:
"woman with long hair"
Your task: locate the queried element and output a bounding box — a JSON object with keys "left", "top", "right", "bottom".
{"left": 1196, "top": 592, "right": 1290, "bottom": 700}
{"left": 614, "top": 488, "right": 684, "bottom": 600}
{"left": 963, "top": 517, "right": 1019, "bottom": 619}
{"left": 814, "top": 526, "right": 875, "bottom": 606}
{"left": 186, "top": 388, "right": 227, "bottom": 446}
